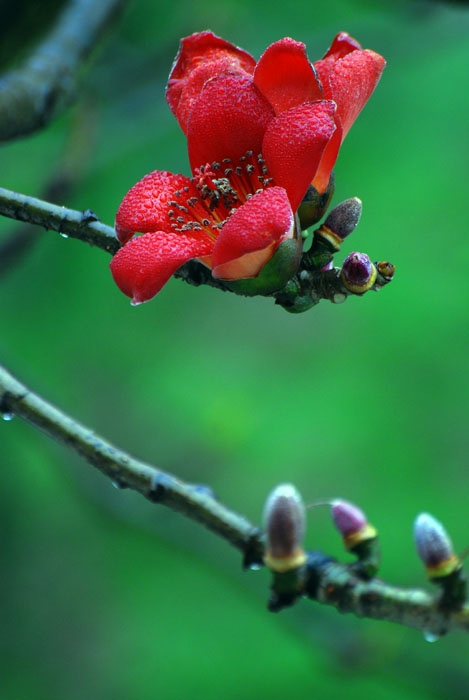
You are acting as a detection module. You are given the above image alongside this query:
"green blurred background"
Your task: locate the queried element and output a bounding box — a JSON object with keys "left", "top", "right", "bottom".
{"left": 1, "top": 0, "right": 469, "bottom": 697}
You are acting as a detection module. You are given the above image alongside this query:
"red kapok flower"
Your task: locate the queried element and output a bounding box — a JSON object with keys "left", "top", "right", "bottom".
{"left": 111, "top": 31, "right": 385, "bottom": 305}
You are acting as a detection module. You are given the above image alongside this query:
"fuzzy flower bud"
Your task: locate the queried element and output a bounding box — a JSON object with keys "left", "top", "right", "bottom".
{"left": 331, "top": 499, "right": 377, "bottom": 550}
{"left": 341, "top": 251, "right": 377, "bottom": 293}
{"left": 263, "top": 483, "right": 306, "bottom": 572}
{"left": 414, "top": 512, "right": 460, "bottom": 579}
{"left": 323, "top": 197, "right": 362, "bottom": 244}
{"left": 309, "top": 197, "right": 362, "bottom": 261}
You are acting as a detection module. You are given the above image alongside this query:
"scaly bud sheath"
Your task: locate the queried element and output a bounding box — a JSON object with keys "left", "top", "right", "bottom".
{"left": 414, "top": 513, "right": 460, "bottom": 579}
{"left": 340, "top": 251, "right": 377, "bottom": 293}
{"left": 331, "top": 499, "right": 377, "bottom": 550}
{"left": 263, "top": 483, "right": 307, "bottom": 573}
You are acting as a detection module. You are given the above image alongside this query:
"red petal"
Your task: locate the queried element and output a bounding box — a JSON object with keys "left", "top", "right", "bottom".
{"left": 253, "top": 38, "right": 323, "bottom": 114}
{"left": 166, "top": 31, "right": 256, "bottom": 133}
{"left": 324, "top": 49, "right": 385, "bottom": 140}
{"left": 187, "top": 73, "right": 275, "bottom": 171}
{"left": 115, "top": 171, "right": 191, "bottom": 244}
{"left": 322, "top": 31, "right": 362, "bottom": 60}
{"left": 313, "top": 32, "right": 362, "bottom": 88}
{"left": 262, "top": 101, "right": 337, "bottom": 211}
{"left": 110, "top": 231, "right": 213, "bottom": 304}
{"left": 212, "top": 187, "right": 293, "bottom": 280}
{"left": 311, "top": 125, "right": 342, "bottom": 194}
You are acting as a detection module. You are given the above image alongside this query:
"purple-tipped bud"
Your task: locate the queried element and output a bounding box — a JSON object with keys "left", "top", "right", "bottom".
{"left": 263, "top": 484, "right": 306, "bottom": 571}
{"left": 341, "top": 251, "right": 377, "bottom": 293}
{"left": 324, "top": 197, "right": 362, "bottom": 241}
{"left": 331, "top": 499, "right": 377, "bottom": 551}
{"left": 414, "top": 513, "right": 459, "bottom": 577}
{"left": 332, "top": 500, "right": 367, "bottom": 537}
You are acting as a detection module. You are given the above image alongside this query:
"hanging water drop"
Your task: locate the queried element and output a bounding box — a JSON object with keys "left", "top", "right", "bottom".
{"left": 248, "top": 562, "right": 262, "bottom": 571}
{"left": 112, "top": 479, "right": 126, "bottom": 490}
{"left": 1, "top": 411, "right": 14, "bottom": 421}
{"left": 422, "top": 629, "right": 440, "bottom": 643}
{"left": 59, "top": 232, "right": 69, "bottom": 239}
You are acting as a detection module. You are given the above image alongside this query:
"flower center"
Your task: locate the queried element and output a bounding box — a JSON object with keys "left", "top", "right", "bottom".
{"left": 167, "top": 150, "right": 273, "bottom": 240}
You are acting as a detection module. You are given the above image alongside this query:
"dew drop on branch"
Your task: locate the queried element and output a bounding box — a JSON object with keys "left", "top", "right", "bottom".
{"left": 248, "top": 563, "right": 262, "bottom": 571}
{"left": 112, "top": 479, "right": 127, "bottom": 490}
{"left": 59, "top": 232, "right": 69, "bottom": 238}
{"left": 422, "top": 629, "right": 440, "bottom": 643}
{"left": 1, "top": 411, "right": 14, "bottom": 421}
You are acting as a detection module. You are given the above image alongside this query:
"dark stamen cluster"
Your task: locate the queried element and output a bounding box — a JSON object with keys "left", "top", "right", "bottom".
{"left": 167, "top": 151, "right": 274, "bottom": 238}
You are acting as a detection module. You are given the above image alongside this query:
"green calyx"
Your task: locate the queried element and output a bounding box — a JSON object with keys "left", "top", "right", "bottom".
{"left": 225, "top": 237, "right": 302, "bottom": 297}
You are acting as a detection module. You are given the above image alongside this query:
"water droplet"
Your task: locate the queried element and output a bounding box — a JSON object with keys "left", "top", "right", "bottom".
{"left": 332, "top": 292, "right": 347, "bottom": 304}
{"left": 112, "top": 479, "right": 127, "bottom": 490}
{"left": 1, "top": 412, "right": 14, "bottom": 421}
{"left": 59, "top": 232, "right": 69, "bottom": 239}
{"left": 423, "top": 629, "right": 440, "bottom": 643}
{"left": 192, "top": 484, "right": 216, "bottom": 499}
{"left": 248, "top": 563, "right": 262, "bottom": 571}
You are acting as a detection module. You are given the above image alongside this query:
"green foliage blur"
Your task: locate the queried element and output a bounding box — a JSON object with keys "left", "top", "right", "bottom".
{"left": 1, "top": 0, "right": 469, "bottom": 697}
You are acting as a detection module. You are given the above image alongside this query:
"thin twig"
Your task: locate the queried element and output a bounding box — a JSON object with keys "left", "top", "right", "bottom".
{"left": 1, "top": 363, "right": 468, "bottom": 636}
{"left": 0, "top": 364, "right": 261, "bottom": 558}
{"left": 0, "top": 0, "right": 127, "bottom": 142}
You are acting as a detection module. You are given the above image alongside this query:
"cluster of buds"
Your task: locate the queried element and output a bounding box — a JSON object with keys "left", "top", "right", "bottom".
{"left": 299, "top": 193, "right": 395, "bottom": 296}
{"left": 261, "top": 485, "right": 466, "bottom": 612}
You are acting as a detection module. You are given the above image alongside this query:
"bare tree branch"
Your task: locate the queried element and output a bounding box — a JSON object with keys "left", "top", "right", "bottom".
{"left": 0, "top": 186, "right": 119, "bottom": 253}
{"left": 0, "top": 0, "right": 127, "bottom": 142}
{"left": 1, "top": 363, "right": 468, "bottom": 637}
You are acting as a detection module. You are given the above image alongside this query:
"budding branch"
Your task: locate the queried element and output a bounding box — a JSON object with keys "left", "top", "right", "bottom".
{"left": 0, "top": 186, "right": 391, "bottom": 308}
{"left": 1, "top": 363, "right": 468, "bottom": 637}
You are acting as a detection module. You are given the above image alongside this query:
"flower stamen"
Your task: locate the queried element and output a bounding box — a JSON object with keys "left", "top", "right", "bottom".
{"left": 166, "top": 150, "right": 274, "bottom": 240}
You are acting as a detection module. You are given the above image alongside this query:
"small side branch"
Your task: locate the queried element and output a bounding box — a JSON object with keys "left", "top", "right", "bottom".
{"left": 0, "top": 365, "right": 260, "bottom": 559}
{"left": 0, "top": 0, "right": 127, "bottom": 142}
{"left": 1, "top": 364, "right": 468, "bottom": 636}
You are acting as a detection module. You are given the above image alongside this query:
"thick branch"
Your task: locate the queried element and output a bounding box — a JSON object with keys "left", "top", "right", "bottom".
{"left": 0, "top": 0, "right": 127, "bottom": 142}
{"left": 0, "top": 187, "right": 393, "bottom": 307}
{"left": 1, "top": 364, "right": 468, "bottom": 636}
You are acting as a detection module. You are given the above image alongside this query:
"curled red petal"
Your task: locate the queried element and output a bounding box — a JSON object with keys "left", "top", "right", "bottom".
{"left": 212, "top": 187, "right": 293, "bottom": 280}
{"left": 253, "top": 38, "right": 323, "bottom": 114}
{"left": 324, "top": 49, "right": 386, "bottom": 140}
{"left": 262, "top": 101, "right": 337, "bottom": 211}
{"left": 322, "top": 31, "right": 362, "bottom": 60}
{"left": 115, "top": 171, "right": 192, "bottom": 244}
{"left": 110, "top": 231, "right": 213, "bottom": 304}
{"left": 311, "top": 124, "right": 342, "bottom": 194}
{"left": 187, "top": 72, "right": 275, "bottom": 171}
{"left": 313, "top": 32, "right": 362, "bottom": 88}
{"left": 166, "top": 31, "right": 256, "bottom": 133}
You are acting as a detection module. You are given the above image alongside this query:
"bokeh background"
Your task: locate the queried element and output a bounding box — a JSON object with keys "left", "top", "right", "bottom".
{"left": 1, "top": 0, "right": 469, "bottom": 697}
